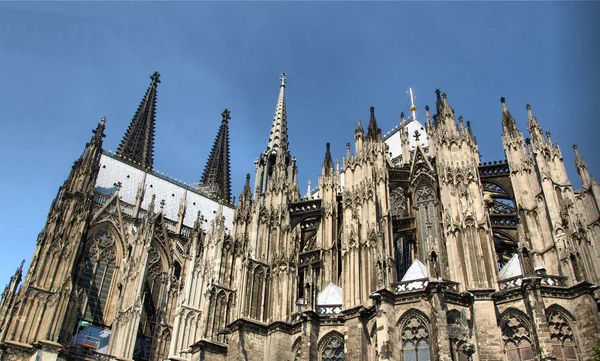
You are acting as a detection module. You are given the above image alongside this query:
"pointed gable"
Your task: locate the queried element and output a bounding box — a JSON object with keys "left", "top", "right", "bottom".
{"left": 317, "top": 282, "right": 343, "bottom": 305}
{"left": 498, "top": 254, "right": 523, "bottom": 280}
{"left": 401, "top": 259, "right": 429, "bottom": 282}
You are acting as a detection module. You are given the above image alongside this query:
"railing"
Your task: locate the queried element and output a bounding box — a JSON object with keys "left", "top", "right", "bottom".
{"left": 395, "top": 278, "right": 429, "bottom": 293}
{"left": 540, "top": 275, "right": 567, "bottom": 287}
{"left": 498, "top": 276, "right": 523, "bottom": 290}
{"left": 479, "top": 160, "right": 510, "bottom": 177}
{"left": 317, "top": 304, "right": 342, "bottom": 315}
{"left": 93, "top": 193, "right": 109, "bottom": 206}
{"left": 498, "top": 275, "right": 567, "bottom": 290}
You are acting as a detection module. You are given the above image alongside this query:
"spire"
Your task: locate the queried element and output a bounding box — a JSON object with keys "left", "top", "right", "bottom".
{"left": 526, "top": 103, "right": 541, "bottom": 132}
{"left": 425, "top": 105, "right": 432, "bottom": 129}
{"left": 200, "top": 108, "right": 232, "bottom": 201}
{"left": 500, "top": 97, "right": 519, "bottom": 134}
{"left": 322, "top": 142, "right": 334, "bottom": 175}
{"left": 240, "top": 173, "right": 252, "bottom": 201}
{"left": 573, "top": 144, "right": 587, "bottom": 171}
{"left": 573, "top": 144, "right": 592, "bottom": 188}
{"left": 265, "top": 72, "right": 289, "bottom": 154}
{"left": 367, "top": 106, "right": 381, "bottom": 140}
{"left": 116, "top": 72, "right": 160, "bottom": 169}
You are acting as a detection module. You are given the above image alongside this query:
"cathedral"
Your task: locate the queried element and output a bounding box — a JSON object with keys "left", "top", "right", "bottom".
{"left": 0, "top": 71, "right": 599, "bottom": 361}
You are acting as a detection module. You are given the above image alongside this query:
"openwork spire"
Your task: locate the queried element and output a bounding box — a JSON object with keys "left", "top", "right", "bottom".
{"left": 265, "top": 72, "right": 288, "bottom": 153}
{"left": 200, "top": 109, "right": 232, "bottom": 201}
{"left": 116, "top": 71, "right": 160, "bottom": 169}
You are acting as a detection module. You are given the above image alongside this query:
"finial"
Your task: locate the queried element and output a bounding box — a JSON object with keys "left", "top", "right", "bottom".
{"left": 100, "top": 116, "right": 107, "bottom": 124}
{"left": 400, "top": 112, "right": 405, "bottom": 120}
{"left": 442, "top": 92, "right": 447, "bottom": 99}
{"left": 246, "top": 173, "right": 251, "bottom": 180}
{"left": 413, "top": 130, "right": 421, "bottom": 142}
{"left": 525, "top": 103, "right": 531, "bottom": 110}
{"left": 326, "top": 142, "right": 331, "bottom": 150}
{"left": 151, "top": 71, "right": 161, "bottom": 84}
{"left": 425, "top": 105, "right": 429, "bottom": 111}
{"left": 221, "top": 108, "right": 231, "bottom": 123}
{"left": 370, "top": 106, "right": 375, "bottom": 119}
{"left": 573, "top": 144, "right": 578, "bottom": 151}
{"left": 500, "top": 97, "right": 506, "bottom": 103}
{"left": 280, "top": 72, "right": 287, "bottom": 87}
{"left": 160, "top": 199, "right": 166, "bottom": 209}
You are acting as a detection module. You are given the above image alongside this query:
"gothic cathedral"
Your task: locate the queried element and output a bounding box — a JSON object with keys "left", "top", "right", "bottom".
{"left": 1, "top": 72, "right": 599, "bottom": 361}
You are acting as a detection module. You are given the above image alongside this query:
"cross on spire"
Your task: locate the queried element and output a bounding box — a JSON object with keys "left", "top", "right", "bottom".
{"left": 280, "top": 72, "right": 287, "bottom": 87}
{"left": 221, "top": 108, "right": 231, "bottom": 123}
{"left": 413, "top": 130, "right": 421, "bottom": 142}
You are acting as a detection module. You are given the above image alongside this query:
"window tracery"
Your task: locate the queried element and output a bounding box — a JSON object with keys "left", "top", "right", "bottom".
{"left": 400, "top": 314, "right": 431, "bottom": 361}
{"left": 80, "top": 230, "right": 116, "bottom": 325}
{"left": 548, "top": 310, "right": 579, "bottom": 361}
{"left": 320, "top": 333, "right": 345, "bottom": 361}
{"left": 501, "top": 312, "right": 535, "bottom": 361}
{"left": 416, "top": 184, "right": 438, "bottom": 259}
{"left": 391, "top": 187, "right": 408, "bottom": 218}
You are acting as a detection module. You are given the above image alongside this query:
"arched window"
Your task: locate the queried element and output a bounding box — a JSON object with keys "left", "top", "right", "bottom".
{"left": 80, "top": 230, "right": 116, "bottom": 325}
{"left": 547, "top": 309, "right": 579, "bottom": 361}
{"left": 501, "top": 311, "right": 535, "bottom": 361}
{"left": 447, "top": 311, "right": 469, "bottom": 361}
{"left": 320, "top": 332, "right": 345, "bottom": 361}
{"left": 292, "top": 338, "right": 302, "bottom": 361}
{"left": 416, "top": 184, "right": 438, "bottom": 260}
{"left": 400, "top": 313, "right": 431, "bottom": 361}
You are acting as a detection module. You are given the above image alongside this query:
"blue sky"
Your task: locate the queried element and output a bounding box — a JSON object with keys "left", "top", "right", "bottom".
{"left": 0, "top": 2, "right": 598, "bottom": 285}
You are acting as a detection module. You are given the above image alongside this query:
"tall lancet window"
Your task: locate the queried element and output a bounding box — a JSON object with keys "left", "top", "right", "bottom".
{"left": 140, "top": 246, "right": 164, "bottom": 337}
{"left": 416, "top": 184, "right": 438, "bottom": 258}
{"left": 80, "top": 230, "right": 116, "bottom": 325}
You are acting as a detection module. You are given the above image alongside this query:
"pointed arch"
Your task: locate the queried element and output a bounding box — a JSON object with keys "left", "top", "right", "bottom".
{"left": 397, "top": 309, "right": 431, "bottom": 361}
{"left": 292, "top": 337, "right": 302, "bottom": 361}
{"left": 447, "top": 309, "right": 469, "bottom": 361}
{"left": 78, "top": 226, "right": 121, "bottom": 326}
{"left": 318, "top": 331, "right": 345, "bottom": 361}
{"left": 499, "top": 308, "right": 535, "bottom": 361}
{"left": 546, "top": 305, "right": 580, "bottom": 361}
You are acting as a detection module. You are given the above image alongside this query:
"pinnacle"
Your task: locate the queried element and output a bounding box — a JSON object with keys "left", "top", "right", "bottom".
{"left": 266, "top": 73, "right": 289, "bottom": 154}
{"left": 116, "top": 72, "right": 160, "bottom": 169}
{"left": 200, "top": 108, "right": 232, "bottom": 201}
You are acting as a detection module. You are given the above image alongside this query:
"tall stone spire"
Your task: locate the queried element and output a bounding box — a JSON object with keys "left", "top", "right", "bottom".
{"left": 200, "top": 108, "right": 232, "bottom": 201}
{"left": 116, "top": 71, "right": 160, "bottom": 169}
{"left": 265, "top": 72, "right": 288, "bottom": 154}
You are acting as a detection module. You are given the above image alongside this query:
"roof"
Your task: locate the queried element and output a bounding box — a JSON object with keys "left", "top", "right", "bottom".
{"left": 401, "top": 259, "right": 428, "bottom": 281}
{"left": 498, "top": 254, "right": 523, "bottom": 280}
{"left": 317, "top": 282, "right": 342, "bottom": 305}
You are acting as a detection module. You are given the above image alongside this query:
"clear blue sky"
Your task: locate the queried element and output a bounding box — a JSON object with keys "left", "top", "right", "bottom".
{"left": 0, "top": 2, "right": 598, "bottom": 285}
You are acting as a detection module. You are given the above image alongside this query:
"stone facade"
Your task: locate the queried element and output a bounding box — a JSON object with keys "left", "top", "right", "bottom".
{"left": 0, "top": 73, "right": 599, "bottom": 361}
